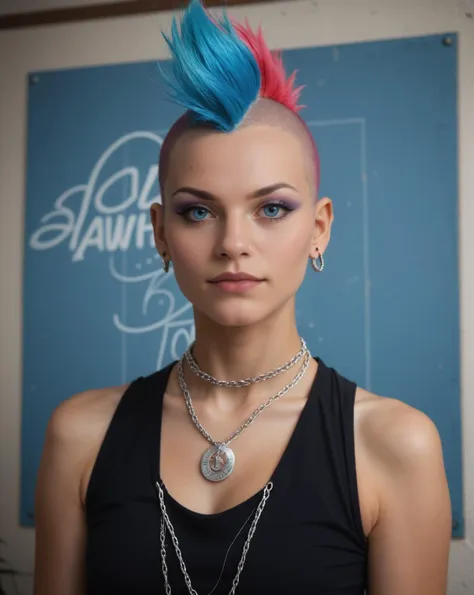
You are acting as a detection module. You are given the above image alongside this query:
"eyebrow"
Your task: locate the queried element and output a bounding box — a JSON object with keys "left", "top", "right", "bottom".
{"left": 171, "top": 183, "right": 298, "bottom": 201}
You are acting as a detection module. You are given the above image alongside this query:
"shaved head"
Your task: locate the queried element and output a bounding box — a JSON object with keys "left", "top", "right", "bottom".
{"left": 239, "top": 99, "right": 319, "bottom": 193}
{"left": 158, "top": 99, "right": 320, "bottom": 203}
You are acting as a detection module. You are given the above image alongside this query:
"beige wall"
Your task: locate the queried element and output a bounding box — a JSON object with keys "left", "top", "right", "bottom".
{"left": 1, "top": 0, "right": 473, "bottom": 593}
{"left": 0, "top": 0, "right": 125, "bottom": 15}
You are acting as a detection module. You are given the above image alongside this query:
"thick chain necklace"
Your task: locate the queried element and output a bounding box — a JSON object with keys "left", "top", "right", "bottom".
{"left": 156, "top": 480, "right": 273, "bottom": 595}
{"left": 184, "top": 337, "right": 308, "bottom": 388}
{"left": 178, "top": 350, "right": 311, "bottom": 482}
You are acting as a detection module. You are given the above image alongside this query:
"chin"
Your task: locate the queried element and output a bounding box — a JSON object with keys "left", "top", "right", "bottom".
{"left": 197, "top": 300, "right": 271, "bottom": 328}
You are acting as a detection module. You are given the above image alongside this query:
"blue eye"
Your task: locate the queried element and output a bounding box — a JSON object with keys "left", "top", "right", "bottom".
{"left": 187, "top": 206, "right": 210, "bottom": 221}
{"left": 261, "top": 202, "right": 293, "bottom": 219}
{"left": 263, "top": 204, "right": 281, "bottom": 218}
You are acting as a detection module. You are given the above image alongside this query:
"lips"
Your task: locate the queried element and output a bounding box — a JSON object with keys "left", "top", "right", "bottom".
{"left": 207, "top": 272, "right": 264, "bottom": 293}
{"left": 209, "top": 272, "right": 262, "bottom": 283}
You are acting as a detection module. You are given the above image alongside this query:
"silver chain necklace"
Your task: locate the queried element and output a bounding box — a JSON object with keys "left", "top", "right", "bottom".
{"left": 184, "top": 337, "right": 308, "bottom": 388}
{"left": 178, "top": 350, "right": 311, "bottom": 482}
{"left": 156, "top": 480, "right": 273, "bottom": 595}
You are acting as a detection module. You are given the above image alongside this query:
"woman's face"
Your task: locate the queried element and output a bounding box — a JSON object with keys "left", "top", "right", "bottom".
{"left": 152, "top": 124, "right": 333, "bottom": 328}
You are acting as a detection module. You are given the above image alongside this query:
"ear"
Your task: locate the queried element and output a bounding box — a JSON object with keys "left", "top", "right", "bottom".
{"left": 309, "top": 197, "right": 334, "bottom": 259}
{"left": 150, "top": 202, "right": 169, "bottom": 258}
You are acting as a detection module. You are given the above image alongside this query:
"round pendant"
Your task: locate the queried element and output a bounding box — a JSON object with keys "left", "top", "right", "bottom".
{"left": 201, "top": 444, "right": 235, "bottom": 482}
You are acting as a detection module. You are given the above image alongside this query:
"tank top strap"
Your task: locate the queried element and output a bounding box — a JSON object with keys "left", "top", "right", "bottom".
{"left": 311, "top": 358, "right": 367, "bottom": 548}
{"left": 85, "top": 362, "right": 174, "bottom": 517}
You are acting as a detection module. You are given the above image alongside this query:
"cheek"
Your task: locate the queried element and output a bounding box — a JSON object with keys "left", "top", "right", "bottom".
{"left": 166, "top": 225, "right": 209, "bottom": 271}
{"left": 263, "top": 217, "right": 313, "bottom": 263}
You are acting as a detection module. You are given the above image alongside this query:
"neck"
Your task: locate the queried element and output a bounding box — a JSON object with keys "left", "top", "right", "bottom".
{"left": 186, "top": 305, "right": 306, "bottom": 407}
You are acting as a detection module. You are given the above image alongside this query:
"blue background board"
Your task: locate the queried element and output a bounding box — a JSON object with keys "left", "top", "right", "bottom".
{"left": 22, "top": 33, "right": 462, "bottom": 534}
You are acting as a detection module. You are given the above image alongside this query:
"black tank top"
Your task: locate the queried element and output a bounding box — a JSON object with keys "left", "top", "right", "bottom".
{"left": 85, "top": 358, "right": 368, "bottom": 594}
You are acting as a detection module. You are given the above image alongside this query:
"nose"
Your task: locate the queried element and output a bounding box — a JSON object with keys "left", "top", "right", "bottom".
{"left": 214, "top": 210, "right": 251, "bottom": 260}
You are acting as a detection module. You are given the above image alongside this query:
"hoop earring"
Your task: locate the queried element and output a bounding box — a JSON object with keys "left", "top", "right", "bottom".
{"left": 162, "top": 251, "right": 170, "bottom": 273}
{"left": 311, "top": 249, "right": 324, "bottom": 273}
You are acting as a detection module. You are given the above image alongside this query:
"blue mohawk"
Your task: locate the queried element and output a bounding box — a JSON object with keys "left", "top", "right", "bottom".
{"left": 161, "top": 0, "right": 261, "bottom": 132}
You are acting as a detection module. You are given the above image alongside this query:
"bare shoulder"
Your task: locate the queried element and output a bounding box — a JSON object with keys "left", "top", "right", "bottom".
{"left": 46, "top": 384, "right": 129, "bottom": 456}
{"left": 49, "top": 383, "right": 129, "bottom": 438}
{"left": 354, "top": 389, "right": 451, "bottom": 593}
{"left": 34, "top": 385, "right": 130, "bottom": 595}
{"left": 355, "top": 388, "right": 443, "bottom": 469}
{"left": 46, "top": 383, "right": 130, "bottom": 505}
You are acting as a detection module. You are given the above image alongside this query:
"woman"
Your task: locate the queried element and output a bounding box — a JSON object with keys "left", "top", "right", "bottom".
{"left": 34, "top": 1, "right": 452, "bottom": 593}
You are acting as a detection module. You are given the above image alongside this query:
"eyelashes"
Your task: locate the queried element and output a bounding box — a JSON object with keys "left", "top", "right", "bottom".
{"left": 173, "top": 199, "right": 299, "bottom": 223}
{"left": 260, "top": 201, "right": 296, "bottom": 219}
{"left": 176, "top": 204, "right": 210, "bottom": 222}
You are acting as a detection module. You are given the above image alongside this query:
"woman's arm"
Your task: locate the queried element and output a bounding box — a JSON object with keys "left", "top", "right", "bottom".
{"left": 364, "top": 399, "right": 452, "bottom": 595}
{"left": 34, "top": 397, "right": 90, "bottom": 595}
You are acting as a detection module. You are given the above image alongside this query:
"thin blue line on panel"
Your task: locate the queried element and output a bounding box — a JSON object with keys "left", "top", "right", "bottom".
{"left": 360, "top": 119, "right": 371, "bottom": 391}
{"left": 307, "top": 118, "right": 371, "bottom": 389}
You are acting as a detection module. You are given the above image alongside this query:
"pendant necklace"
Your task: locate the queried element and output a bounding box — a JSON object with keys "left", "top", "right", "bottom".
{"left": 178, "top": 346, "right": 311, "bottom": 482}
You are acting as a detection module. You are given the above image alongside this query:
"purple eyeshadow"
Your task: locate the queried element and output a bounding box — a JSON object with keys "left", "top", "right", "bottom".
{"left": 172, "top": 200, "right": 205, "bottom": 214}
{"left": 261, "top": 198, "right": 300, "bottom": 211}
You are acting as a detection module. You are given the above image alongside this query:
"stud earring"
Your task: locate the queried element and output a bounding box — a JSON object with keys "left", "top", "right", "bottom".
{"left": 311, "top": 248, "right": 324, "bottom": 272}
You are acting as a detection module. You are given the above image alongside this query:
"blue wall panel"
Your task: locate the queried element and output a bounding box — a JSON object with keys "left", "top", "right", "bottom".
{"left": 22, "top": 33, "right": 462, "bottom": 534}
